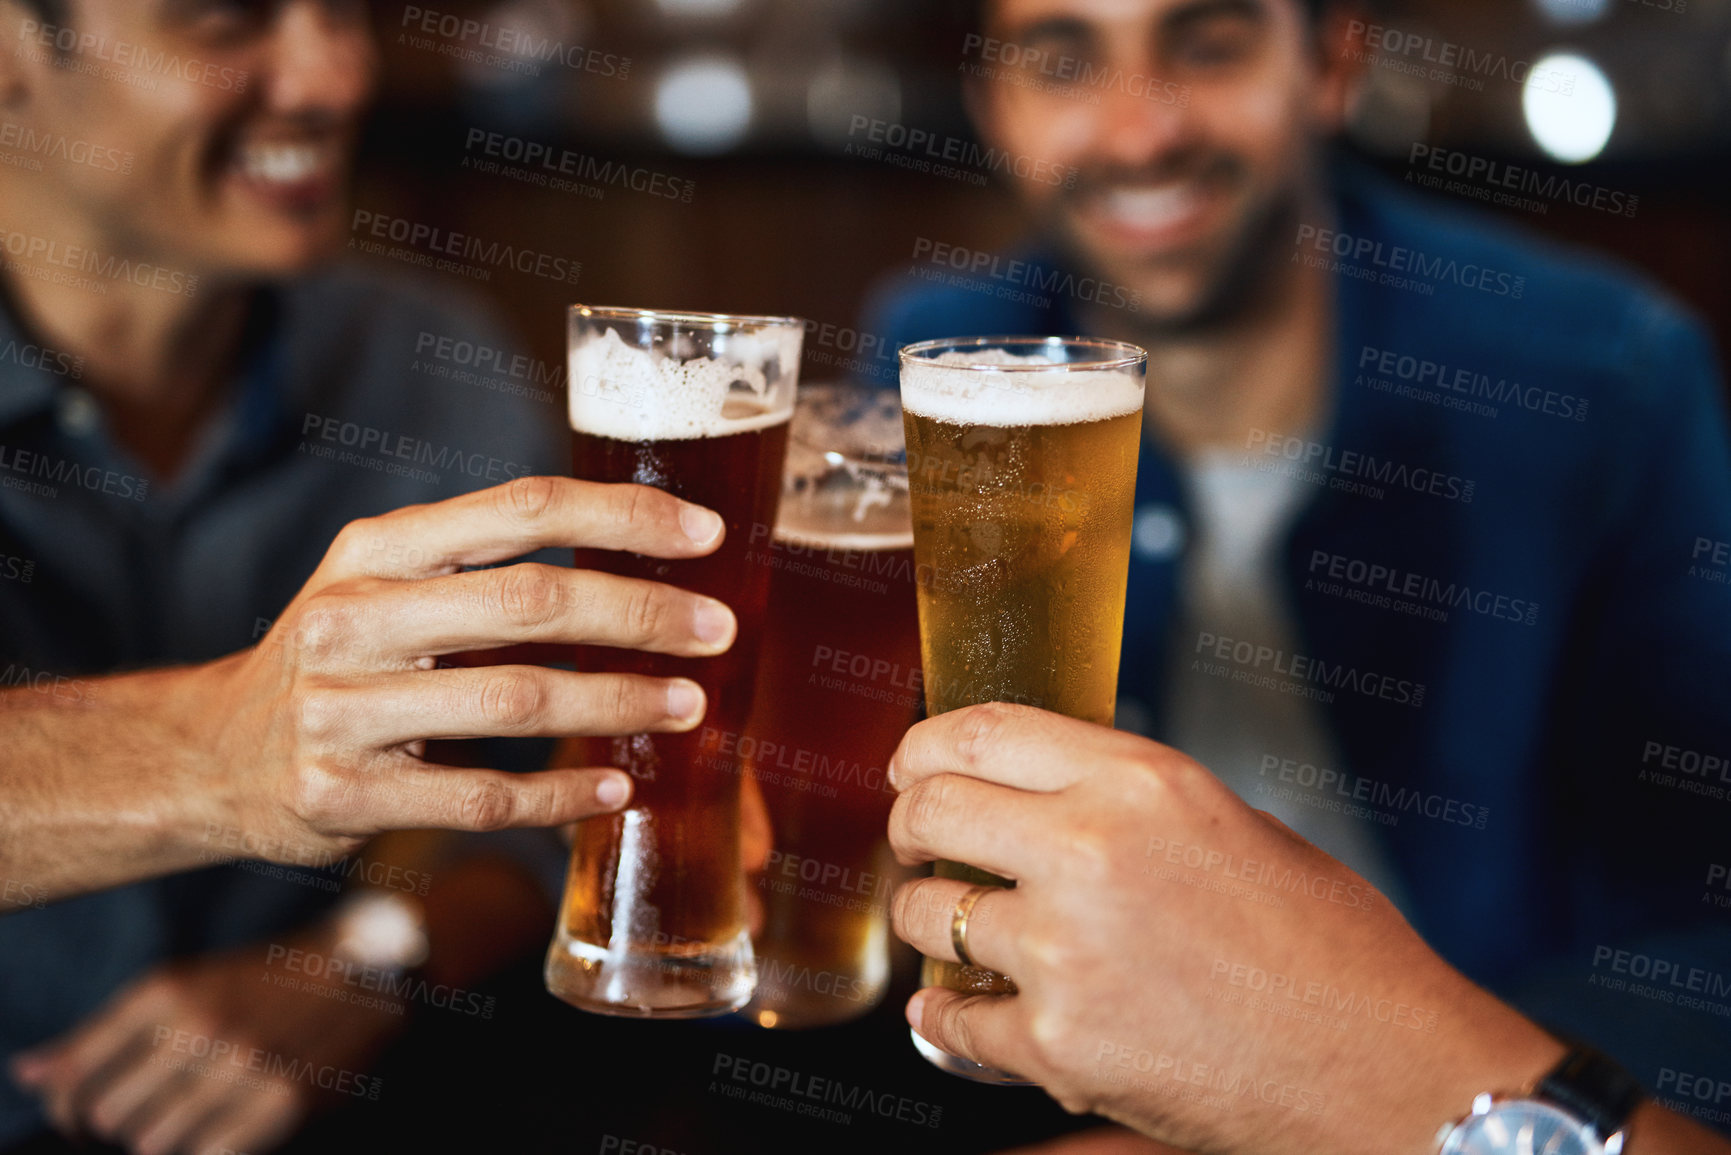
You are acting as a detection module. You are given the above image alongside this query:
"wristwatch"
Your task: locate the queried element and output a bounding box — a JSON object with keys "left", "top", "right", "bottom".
{"left": 330, "top": 890, "right": 431, "bottom": 974}
{"left": 1435, "top": 1047, "right": 1644, "bottom": 1155}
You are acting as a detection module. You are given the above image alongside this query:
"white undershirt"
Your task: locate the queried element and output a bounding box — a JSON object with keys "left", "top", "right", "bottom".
{"left": 1164, "top": 449, "right": 1412, "bottom": 912}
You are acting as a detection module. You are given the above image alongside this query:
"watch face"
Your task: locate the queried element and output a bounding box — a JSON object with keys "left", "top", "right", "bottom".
{"left": 1440, "top": 1100, "right": 1600, "bottom": 1155}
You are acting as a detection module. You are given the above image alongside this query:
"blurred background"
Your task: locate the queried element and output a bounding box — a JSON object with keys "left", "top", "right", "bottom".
{"left": 8, "top": 7, "right": 1725, "bottom": 1155}
{"left": 359, "top": 0, "right": 1731, "bottom": 394}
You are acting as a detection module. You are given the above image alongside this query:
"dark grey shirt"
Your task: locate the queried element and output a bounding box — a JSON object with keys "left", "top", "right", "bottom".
{"left": 0, "top": 266, "right": 567, "bottom": 1146}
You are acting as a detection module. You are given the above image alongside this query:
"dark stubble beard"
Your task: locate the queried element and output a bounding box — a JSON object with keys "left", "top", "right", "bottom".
{"left": 1049, "top": 161, "right": 1307, "bottom": 339}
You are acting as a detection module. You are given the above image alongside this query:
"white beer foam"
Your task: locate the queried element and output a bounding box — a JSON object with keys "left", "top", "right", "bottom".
{"left": 569, "top": 327, "right": 797, "bottom": 441}
{"left": 775, "top": 474, "right": 913, "bottom": 550}
{"left": 775, "top": 382, "right": 912, "bottom": 547}
{"left": 900, "top": 348, "right": 1144, "bottom": 427}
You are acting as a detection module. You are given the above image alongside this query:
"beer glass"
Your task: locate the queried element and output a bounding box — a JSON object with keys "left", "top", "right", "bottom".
{"left": 546, "top": 306, "right": 803, "bottom": 1018}
{"left": 739, "top": 383, "right": 923, "bottom": 1029}
{"left": 899, "top": 336, "right": 1146, "bottom": 1081}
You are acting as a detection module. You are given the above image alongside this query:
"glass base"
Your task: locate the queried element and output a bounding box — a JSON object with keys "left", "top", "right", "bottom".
{"left": 910, "top": 1027, "right": 1037, "bottom": 1085}
{"left": 544, "top": 927, "right": 755, "bottom": 1019}
{"left": 743, "top": 985, "right": 884, "bottom": 1030}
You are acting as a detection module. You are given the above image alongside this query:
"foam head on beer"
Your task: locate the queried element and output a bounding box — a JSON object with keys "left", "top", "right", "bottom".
{"left": 899, "top": 347, "right": 1145, "bottom": 429}
{"left": 775, "top": 383, "right": 913, "bottom": 551}
{"left": 569, "top": 325, "right": 800, "bottom": 442}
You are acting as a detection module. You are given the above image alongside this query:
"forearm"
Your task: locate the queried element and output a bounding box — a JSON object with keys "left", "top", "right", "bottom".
{"left": 0, "top": 659, "right": 229, "bottom": 905}
{"left": 1333, "top": 985, "right": 1728, "bottom": 1155}
{"left": 1628, "top": 1100, "right": 1731, "bottom": 1155}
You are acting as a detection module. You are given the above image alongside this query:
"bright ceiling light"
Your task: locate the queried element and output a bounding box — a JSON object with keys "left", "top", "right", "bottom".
{"left": 655, "top": 56, "right": 755, "bottom": 154}
{"left": 1523, "top": 52, "right": 1617, "bottom": 164}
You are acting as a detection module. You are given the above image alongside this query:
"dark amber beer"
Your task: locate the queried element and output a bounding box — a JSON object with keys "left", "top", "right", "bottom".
{"left": 899, "top": 336, "right": 1146, "bottom": 1080}
{"left": 738, "top": 385, "right": 923, "bottom": 1029}
{"left": 546, "top": 307, "right": 803, "bottom": 1018}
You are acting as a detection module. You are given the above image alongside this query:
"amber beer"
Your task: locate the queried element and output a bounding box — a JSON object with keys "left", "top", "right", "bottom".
{"left": 739, "top": 385, "right": 923, "bottom": 1029}
{"left": 900, "top": 336, "right": 1146, "bottom": 1081}
{"left": 546, "top": 307, "right": 803, "bottom": 1018}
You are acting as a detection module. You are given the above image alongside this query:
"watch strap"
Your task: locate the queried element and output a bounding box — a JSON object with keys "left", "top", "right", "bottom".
{"left": 1537, "top": 1048, "right": 1644, "bottom": 1142}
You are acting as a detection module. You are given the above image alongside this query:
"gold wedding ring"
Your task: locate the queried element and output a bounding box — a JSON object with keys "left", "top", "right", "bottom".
{"left": 949, "top": 885, "right": 994, "bottom": 970}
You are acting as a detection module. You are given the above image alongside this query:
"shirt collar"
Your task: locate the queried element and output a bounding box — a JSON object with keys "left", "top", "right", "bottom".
{"left": 0, "top": 280, "right": 291, "bottom": 440}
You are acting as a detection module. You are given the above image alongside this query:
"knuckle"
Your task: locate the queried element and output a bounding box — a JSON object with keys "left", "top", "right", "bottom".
{"left": 493, "top": 565, "right": 563, "bottom": 627}
{"left": 498, "top": 475, "right": 559, "bottom": 523}
{"left": 291, "top": 686, "right": 346, "bottom": 742}
{"left": 501, "top": 778, "right": 558, "bottom": 828}
{"left": 328, "top": 518, "right": 380, "bottom": 568}
{"left": 904, "top": 776, "right": 958, "bottom": 843}
{"left": 286, "top": 596, "right": 356, "bottom": 663}
{"left": 1018, "top": 925, "right": 1080, "bottom": 975}
{"left": 478, "top": 671, "right": 547, "bottom": 730}
{"left": 1057, "top": 828, "right": 1113, "bottom": 884}
{"left": 458, "top": 777, "right": 517, "bottom": 831}
{"left": 956, "top": 701, "right": 1020, "bottom": 766}
{"left": 603, "top": 676, "right": 646, "bottom": 727}
{"left": 889, "top": 882, "right": 923, "bottom": 937}
{"left": 934, "top": 998, "right": 978, "bottom": 1059}
{"left": 914, "top": 882, "right": 956, "bottom": 926}
{"left": 610, "top": 483, "right": 683, "bottom": 541}
{"left": 1118, "top": 750, "right": 1182, "bottom": 810}
{"left": 287, "top": 762, "right": 354, "bottom": 829}
{"left": 607, "top": 482, "right": 652, "bottom": 531}
{"left": 622, "top": 582, "right": 670, "bottom": 642}
{"left": 325, "top": 832, "right": 367, "bottom": 860}
{"left": 1143, "top": 748, "right": 1189, "bottom": 787}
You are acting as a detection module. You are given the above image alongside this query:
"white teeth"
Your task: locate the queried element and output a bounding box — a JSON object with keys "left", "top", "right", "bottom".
{"left": 1100, "top": 184, "right": 1200, "bottom": 230}
{"left": 239, "top": 143, "right": 328, "bottom": 185}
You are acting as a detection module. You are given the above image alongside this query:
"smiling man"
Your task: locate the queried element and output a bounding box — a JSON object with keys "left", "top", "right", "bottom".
{"left": 1, "top": 0, "right": 370, "bottom": 467}
{"left": 978, "top": 0, "right": 1335, "bottom": 329}
{"left": 868, "top": 0, "right": 1731, "bottom": 1143}
{"left": 0, "top": 3, "right": 743, "bottom": 1153}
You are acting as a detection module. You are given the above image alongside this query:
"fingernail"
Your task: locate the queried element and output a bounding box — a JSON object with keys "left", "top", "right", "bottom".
{"left": 596, "top": 773, "right": 631, "bottom": 809}
{"left": 667, "top": 680, "right": 705, "bottom": 723}
{"left": 692, "top": 599, "right": 735, "bottom": 648}
{"left": 906, "top": 990, "right": 928, "bottom": 1034}
{"left": 680, "top": 505, "right": 724, "bottom": 546}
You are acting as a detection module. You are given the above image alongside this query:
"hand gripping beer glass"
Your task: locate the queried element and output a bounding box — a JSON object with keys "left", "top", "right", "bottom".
{"left": 899, "top": 336, "right": 1146, "bottom": 1082}
{"left": 739, "top": 383, "right": 923, "bottom": 1029}
{"left": 546, "top": 306, "right": 803, "bottom": 1018}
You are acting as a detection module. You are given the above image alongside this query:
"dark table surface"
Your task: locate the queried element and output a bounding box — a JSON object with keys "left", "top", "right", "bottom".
{"left": 5, "top": 947, "right": 1098, "bottom": 1155}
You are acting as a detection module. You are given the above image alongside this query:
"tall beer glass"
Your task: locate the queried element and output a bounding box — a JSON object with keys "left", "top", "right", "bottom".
{"left": 899, "top": 336, "right": 1146, "bottom": 1081}
{"left": 546, "top": 306, "right": 803, "bottom": 1018}
{"left": 739, "top": 384, "right": 923, "bottom": 1029}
